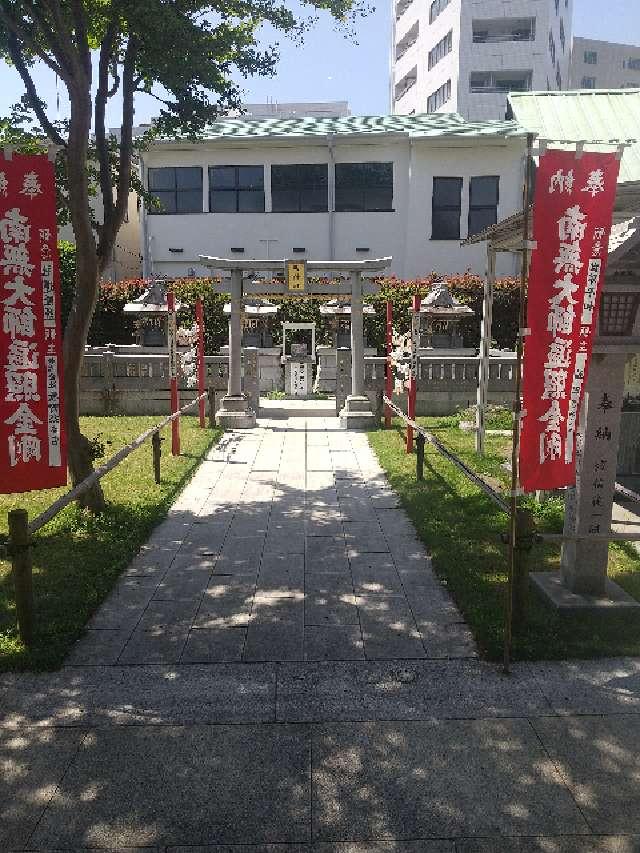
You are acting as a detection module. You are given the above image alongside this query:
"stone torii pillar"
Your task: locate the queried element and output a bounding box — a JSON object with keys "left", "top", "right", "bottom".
{"left": 199, "top": 256, "right": 392, "bottom": 429}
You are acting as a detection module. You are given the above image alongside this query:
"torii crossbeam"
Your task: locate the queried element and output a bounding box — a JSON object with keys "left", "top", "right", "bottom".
{"left": 199, "top": 256, "right": 392, "bottom": 429}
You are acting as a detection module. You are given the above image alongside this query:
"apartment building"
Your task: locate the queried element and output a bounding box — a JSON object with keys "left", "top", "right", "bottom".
{"left": 570, "top": 37, "right": 640, "bottom": 91}
{"left": 139, "top": 112, "right": 527, "bottom": 280}
{"left": 392, "top": 0, "right": 573, "bottom": 120}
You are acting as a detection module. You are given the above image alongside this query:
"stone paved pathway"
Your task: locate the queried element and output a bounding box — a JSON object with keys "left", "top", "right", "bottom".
{"left": 68, "top": 415, "right": 475, "bottom": 667}
{"left": 3, "top": 415, "right": 640, "bottom": 851}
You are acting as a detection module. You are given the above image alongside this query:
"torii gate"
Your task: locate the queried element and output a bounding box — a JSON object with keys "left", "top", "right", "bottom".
{"left": 199, "top": 256, "right": 392, "bottom": 429}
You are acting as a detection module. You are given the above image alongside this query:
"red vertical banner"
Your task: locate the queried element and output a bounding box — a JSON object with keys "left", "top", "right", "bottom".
{"left": 0, "top": 152, "right": 67, "bottom": 494}
{"left": 196, "top": 297, "right": 205, "bottom": 428}
{"left": 167, "top": 289, "right": 180, "bottom": 456}
{"left": 519, "top": 149, "right": 621, "bottom": 492}
{"left": 385, "top": 299, "right": 393, "bottom": 429}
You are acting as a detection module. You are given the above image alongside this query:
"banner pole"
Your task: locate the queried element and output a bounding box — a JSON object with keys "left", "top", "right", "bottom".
{"left": 504, "top": 132, "right": 535, "bottom": 675}
{"left": 167, "top": 289, "right": 180, "bottom": 456}
{"left": 385, "top": 299, "right": 393, "bottom": 429}
{"left": 196, "top": 297, "right": 206, "bottom": 428}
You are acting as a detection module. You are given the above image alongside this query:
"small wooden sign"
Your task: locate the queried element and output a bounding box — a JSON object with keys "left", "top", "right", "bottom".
{"left": 286, "top": 260, "right": 306, "bottom": 292}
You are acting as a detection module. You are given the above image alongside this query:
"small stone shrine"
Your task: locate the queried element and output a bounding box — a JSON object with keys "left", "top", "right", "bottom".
{"left": 315, "top": 300, "right": 376, "bottom": 394}
{"left": 222, "top": 298, "right": 282, "bottom": 392}
{"left": 123, "top": 279, "right": 181, "bottom": 348}
{"left": 418, "top": 279, "right": 475, "bottom": 354}
{"left": 282, "top": 322, "right": 316, "bottom": 397}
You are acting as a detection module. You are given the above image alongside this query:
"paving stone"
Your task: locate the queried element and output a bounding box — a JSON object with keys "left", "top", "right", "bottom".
{"left": 264, "top": 532, "right": 306, "bottom": 554}
{"left": 386, "top": 538, "right": 431, "bottom": 568}
{"left": 251, "top": 595, "right": 304, "bottom": 624}
{"left": 117, "top": 625, "right": 190, "bottom": 665}
{"left": 65, "top": 629, "right": 131, "bottom": 666}
{"left": 311, "top": 719, "right": 588, "bottom": 840}
{"left": 305, "top": 593, "right": 360, "bottom": 627}
{"left": 531, "top": 715, "right": 640, "bottom": 834}
{"left": 306, "top": 553, "right": 352, "bottom": 574}
{"left": 349, "top": 554, "right": 404, "bottom": 595}
{"left": 276, "top": 659, "right": 550, "bottom": 722}
{"left": 194, "top": 582, "right": 255, "bottom": 628}
{"left": 1, "top": 727, "right": 86, "bottom": 850}
{"left": 138, "top": 598, "right": 201, "bottom": 629}
{"left": 31, "top": 725, "right": 310, "bottom": 848}
{"left": 417, "top": 620, "right": 478, "bottom": 659}
{"left": 519, "top": 659, "right": 640, "bottom": 716}
{"left": 88, "top": 585, "right": 154, "bottom": 631}
{"left": 343, "top": 523, "right": 388, "bottom": 553}
{"left": 153, "top": 570, "right": 212, "bottom": 602}
{"left": 219, "top": 535, "right": 265, "bottom": 561}
{"left": 306, "top": 535, "right": 347, "bottom": 561}
{"left": 305, "top": 626, "right": 365, "bottom": 661}
{"left": 244, "top": 624, "right": 304, "bottom": 661}
{"left": 181, "top": 627, "right": 247, "bottom": 663}
{"left": 338, "top": 498, "right": 376, "bottom": 521}
{"left": 305, "top": 573, "right": 354, "bottom": 596}
{"left": 456, "top": 837, "right": 640, "bottom": 852}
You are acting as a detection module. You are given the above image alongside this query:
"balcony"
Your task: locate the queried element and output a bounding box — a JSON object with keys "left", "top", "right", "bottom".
{"left": 396, "top": 21, "right": 419, "bottom": 61}
{"left": 395, "top": 0, "right": 412, "bottom": 21}
{"left": 395, "top": 66, "right": 417, "bottom": 101}
{"left": 469, "top": 70, "right": 533, "bottom": 94}
{"left": 472, "top": 17, "right": 535, "bottom": 44}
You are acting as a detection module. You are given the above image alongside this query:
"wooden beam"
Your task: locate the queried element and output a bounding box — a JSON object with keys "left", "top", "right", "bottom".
{"left": 199, "top": 255, "right": 392, "bottom": 273}
{"left": 207, "top": 280, "right": 380, "bottom": 296}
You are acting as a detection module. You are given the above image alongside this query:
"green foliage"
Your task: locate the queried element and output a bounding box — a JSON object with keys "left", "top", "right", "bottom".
{"left": 457, "top": 404, "right": 513, "bottom": 431}
{"left": 366, "top": 274, "right": 521, "bottom": 353}
{"left": 58, "top": 241, "right": 76, "bottom": 333}
{"left": 369, "top": 421, "right": 640, "bottom": 661}
{"left": 0, "top": 416, "right": 220, "bottom": 671}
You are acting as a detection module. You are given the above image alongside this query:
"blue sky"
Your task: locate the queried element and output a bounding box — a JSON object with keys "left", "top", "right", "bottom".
{"left": 1, "top": 0, "right": 639, "bottom": 124}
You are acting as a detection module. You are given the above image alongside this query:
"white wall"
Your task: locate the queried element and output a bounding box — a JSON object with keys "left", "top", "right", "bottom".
{"left": 142, "top": 133, "right": 524, "bottom": 281}
{"left": 570, "top": 37, "right": 640, "bottom": 89}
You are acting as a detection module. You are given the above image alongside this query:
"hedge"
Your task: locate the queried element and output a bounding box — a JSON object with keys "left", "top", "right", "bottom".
{"left": 59, "top": 244, "right": 520, "bottom": 354}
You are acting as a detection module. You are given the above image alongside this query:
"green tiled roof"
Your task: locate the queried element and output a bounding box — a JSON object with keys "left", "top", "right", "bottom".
{"left": 161, "top": 112, "right": 525, "bottom": 142}
{"left": 508, "top": 89, "right": 640, "bottom": 185}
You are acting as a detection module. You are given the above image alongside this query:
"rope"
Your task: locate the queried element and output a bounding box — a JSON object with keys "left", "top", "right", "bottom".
{"left": 383, "top": 395, "right": 510, "bottom": 513}
{"left": 28, "top": 392, "right": 208, "bottom": 535}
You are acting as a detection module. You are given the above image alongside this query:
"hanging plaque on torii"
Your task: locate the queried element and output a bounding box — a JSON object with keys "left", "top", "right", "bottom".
{"left": 198, "top": 256, "right": 392, "bottom": 429}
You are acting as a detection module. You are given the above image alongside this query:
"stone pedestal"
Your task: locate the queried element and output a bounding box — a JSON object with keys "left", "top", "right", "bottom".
{"left": 215, "top": 394, "right": 256, "bottom": 429}
{"left": 532, "top": 351, "right": 637, "bottom": 611}
{"left": 339, "top": 395, "right": 376, "bottom": 430}
{"left": 285, "top": 358, "right": 312, "bottom": 397}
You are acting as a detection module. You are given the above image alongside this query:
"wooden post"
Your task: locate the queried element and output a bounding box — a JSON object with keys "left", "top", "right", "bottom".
{"left": 385, "top": 299, "right": 393, "bottom": 428}
{"left": 196, "top": 297, "right": 206, "bottom": 428}
{"left": 512, "top": 508, "right": 535, "bottom": 624}
{"left": 504, "top": 132, "right": 535, "bottom": 675}
{"left": 208, "top": 386, "right": 216, "bottom": 428}
{"left": 476, "top": 245, "right": 496, "bottom": 455}
{"left": 167, "top": 289, "right": 180, "bottom": 456}
{"left": 416, "top": 432, "right": 425, "bottom": 481}
{"left": 152, "top": 431, "right": 161, "bottom": 484}
{"left": 8, "top": 508, "right": 34, "bottom": 647}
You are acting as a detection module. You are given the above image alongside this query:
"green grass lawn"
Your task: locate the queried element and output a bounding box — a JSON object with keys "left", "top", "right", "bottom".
{"left": 0, "top": 416, "right": 220, "bottom": 671}
{"left": 369, "top": 419, "right": 640, "bottom": 661}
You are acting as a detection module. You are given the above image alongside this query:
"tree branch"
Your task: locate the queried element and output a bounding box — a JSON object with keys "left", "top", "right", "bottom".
{"left": 6, "top": 33, "right": 66, "bottom": 147}
{"left": 94, "top": 20, "right": 117, "bottom": 223}
{"left": 0, "top": 2, "right": 66, "bottom": 79}
{"left": 41, "top": 0, "right": 85, "bottom": 84}
{"left": 70, "top": 0, "right": 91, "bottom": 77}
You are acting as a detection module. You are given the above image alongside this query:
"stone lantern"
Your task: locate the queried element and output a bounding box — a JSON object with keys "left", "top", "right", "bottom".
{"left": 123, "top": 279, "right": 181, "bottom": 348}
{"left": 532, "top": 217, "right": 640, "bottom": 611}
{"left": 418, "top": 280, "right": 475, "bottom": 353}
{"left": 223, "top": 298, "right": 278, "bottom": 348}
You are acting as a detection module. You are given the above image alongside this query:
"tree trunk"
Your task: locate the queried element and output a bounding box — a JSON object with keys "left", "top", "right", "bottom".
{"left": 62, "top": 86, "right": 106, "bottom": 513}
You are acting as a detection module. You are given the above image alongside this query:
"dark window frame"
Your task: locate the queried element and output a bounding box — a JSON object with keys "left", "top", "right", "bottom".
{"left": 209, "top": 165, "right": 265, "bottom": 213}
{"left": 271, "top": 163, "right": 328, "bottom": 213}
{"left": 468, "top": 175, "right": 499, "bottom": 238}
{"left": 147, "top": 166, "right": 203, "bottom": 215}
{"left": 431, "top": 176, "right": 462, "bottom": 241}
{"left": 335, "top": 162, "right": 394, "bottom": 213}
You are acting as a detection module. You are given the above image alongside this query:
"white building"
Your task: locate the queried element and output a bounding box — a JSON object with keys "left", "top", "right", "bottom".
{"left": 392, "top": 0, "right": 573, "bottom": 121}
{"left": 139, "top": 112, "right": 527, "bottom": 280}
{"left": 570, "top": 37, "right": 640, "bottom": 91}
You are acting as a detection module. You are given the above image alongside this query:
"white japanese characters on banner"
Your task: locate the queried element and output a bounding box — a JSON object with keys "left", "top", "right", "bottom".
{"left": 1, "top": 153, "right": 66, "bottom": 493}
{"left": 519, "top": 149, "right": 620, "bottom": 492}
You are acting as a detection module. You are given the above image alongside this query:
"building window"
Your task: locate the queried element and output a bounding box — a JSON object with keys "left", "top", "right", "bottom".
{"left": 147, "top": 167, "right": 202, "bottom": 214}
{"left": 627, "top": 57, "right": 640, "bottom": 70}
{"left": 335, "top": 162, "right": 393, "bottom": 212}
{"left": 428, "top": 30, "right": 453, "bottom": 69}
{"left": 549, "top": 30, "right": 556, "bottom": 65}
{"left": 271, "top": 164, "right": 328, "bottom": 212}
{"left": 429, "top": 0, "right": 451, "bottom": 24}
{"left": 427, "top": 79, "right": 452, "bottom": 112}
{"left": 584, "top": 50, "right": 598, "bottom": 64}
{"left": 556, "top": 64, "right": 562, "bottom": 89}
{"left": 209, "top": 166, "right": 264, "bottom": 212}
{"left": 470, "top": 70, "right": 532, "bottom": 93}
{"left": 581, "top": 76, "right": 596, "bottom": 89}
{"left": 432, "top": 177, "right": 462, "bottom": 240}
{"left": 468, "top": 176, "right": 499, "bottom": 237}
{"left": 559, "top": 18, "right": 565, "bottom": 52}
{"left": 554, "top": 0, "right": 559, "bottom": 13}
{"left": 472, "top": 17, "right": 535, "bottom": 43}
